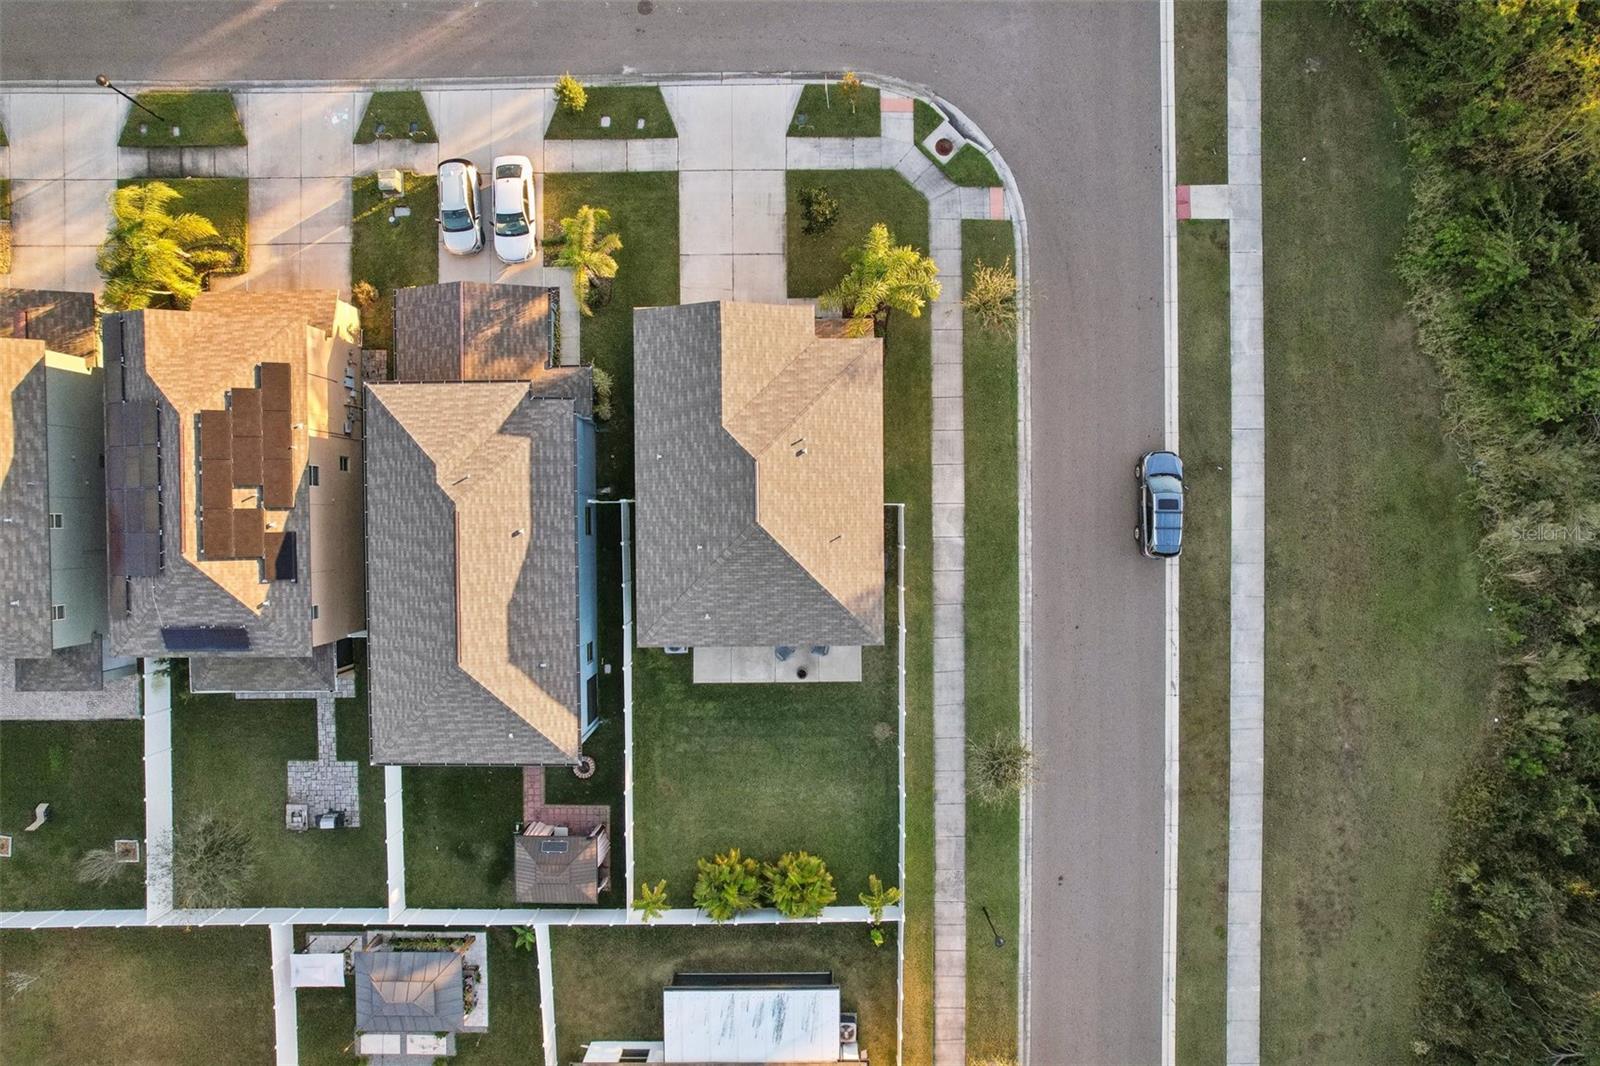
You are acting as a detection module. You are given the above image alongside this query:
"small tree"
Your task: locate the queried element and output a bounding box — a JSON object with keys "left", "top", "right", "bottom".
{"left": 592, "top": 365, "right": 615, "bottom": 422}
{"left": 98, "top": 181, "right": 234, "bottom": 311}
{"left": 351, "top": 279, "right": 380, "bottom": 315}
{"left": 555, "top": 73, "right": 587, "bottom": 113}
{"left": 838, "top": 71, "right": 864, "bottom": 114}
{"left": 969, "top": 734, "right": 1036, "bottom": 805}
{"left": 692, "top": 848, "right": 762, "bottom": 922}
{"left": 513, "top": 926, "right": 536, "bottom": 952}
{"left": 964, "top": 256, "right": 1018, "bottom": 336}
{"left": 75, "top": 847, "right": 131, "bottom": 888}
{"left": 555, "top": 205, "right": 622, "bottom": 318}
{"left": 820, "top": 222, "right": 941, "bottom": 338}
{"left": 633, "top": 879, "right": 669, "bottom": 923}
{"left": 765, "top": 851, "right": 837, "bottom": 919}
{"left": 860, "top": 873, "right": 901, "bottom": 947}
{"left": 171, "top": 812, "right": 257, "bottom": 909}
{"left": 798, "top": 185, "right": 839, "bottom": 236}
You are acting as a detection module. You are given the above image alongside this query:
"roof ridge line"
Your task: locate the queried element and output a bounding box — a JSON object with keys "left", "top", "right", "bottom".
{"left": 733, "top": 338, "right": 878, "bottom": 458}
{"left": 637, "top": 518, "right": 761, "bottom": 643}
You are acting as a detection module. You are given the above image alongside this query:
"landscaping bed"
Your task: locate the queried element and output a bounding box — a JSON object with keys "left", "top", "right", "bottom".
{"left": 171, "top": 688, "right": 386, "bottom": 908}
{"left": 913, "top": 100, "right": 1001, "bottom": 188}
{"left": 959, "top": 218, "right": 1020, "bottom": 1063}
{"left": 117, "top": 91, "right": 246, "bottom": 148}
{"left": 788, "top": 83, "right": 881, "bottom": 137}
{"left": 353, "top": 90, "right": 437, "bottom": 144}
{"left": 0, "top": 720, "right": 145, "bottom": 910}
{"left": 350, "top": 171, "right": 439, "bottom": 353}
{"left": 544, "top": 86, "right": 677, "bottom": 140}
{"left": 0, "top": 927, "right": 273, "bottom": 1065}
{"left": 551, "top": 924, "right": 897, "bottom": 1066}
{"left": 116, "top": 176, "right": 249, "bottom": 281}
{"left": 402, "top": 765, "right": 521, "bottom": 907}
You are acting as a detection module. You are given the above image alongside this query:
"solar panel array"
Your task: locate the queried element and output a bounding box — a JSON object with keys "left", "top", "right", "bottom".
{"left": 196, "top": 362, "right": 297, "bottom": 580}
{"left": 160, "top": 625, "right": 251, "bottom": 652}
{"left": 105, "top": 400, "right": 163, "bottom": 578}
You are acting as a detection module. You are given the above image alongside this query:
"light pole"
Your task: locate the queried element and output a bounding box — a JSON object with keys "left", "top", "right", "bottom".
{"left": 981, "top": 905, "right": 1005, "bottom": 949}
{"left": 95, "top": 75, "right": 168, "bottom": 124}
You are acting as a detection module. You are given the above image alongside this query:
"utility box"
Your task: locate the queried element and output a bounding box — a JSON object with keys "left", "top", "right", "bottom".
{"left": 377, "top": 169, "right": 405, "bottom": 198}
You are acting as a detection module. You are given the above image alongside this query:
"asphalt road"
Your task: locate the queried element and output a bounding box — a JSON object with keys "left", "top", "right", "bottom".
{"left": 0, "top": 2, "right": 1167, "bottom": 1061}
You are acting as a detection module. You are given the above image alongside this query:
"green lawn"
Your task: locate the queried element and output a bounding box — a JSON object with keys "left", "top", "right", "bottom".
{"left": 1176, "top": 0, "right": 1230, "bottom": 186}
{"left": 454, "top": 928, "right": 545, "bottom": 1063}
{"left": 1, "top": 177, "right": 11, "bottom": 219}
{"left": 0, "top": 927, "right": 273, "bottom": 1065}
{"left": 171, "top": 688, "right": 387, "bottom": 907}
{"left": 118, "top": 177, "right": 249, "bottom": 281}
{"left": 960, "top": 219, "right": 1020, "bottom": 1063}
{"left": 296, "top": 984, "right": 358, "bottom": 1066}
{"left": 354, "top": 90, "right": 437, "bottom": 144}
{"left": 552, "top": 924, "right": 897, "bottom": 1066}
{"left": 788, "top": 83, "right": 881, "bottom": 137}
{"left": 785, "top": 165, "right": 934, "bottom": 1065}
{"left": 351, "top": 172, "right": 439, "bottom": 353}
{"left": 0, "top": 720, "right": 145, "bottom": 910}
{"left": 117, "top": 91, "right": 246, "bottom": 147}
{"left": 1259, "top": 5, "right": 1497, "bottom": 1060}
{"left": 1174, "top": 220, "right": 1232, "bottom": 1066}
{"left": 402, "top": 765, "right": 521, "bottom": 908}
{"left": 913, "top": 100, "right": 1002, "bottom": 187}
{"left": 545, "top": 87, "right": 677, "bottom": 140}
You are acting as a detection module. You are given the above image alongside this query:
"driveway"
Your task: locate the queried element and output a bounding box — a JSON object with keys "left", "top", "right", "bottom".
{"left": 0, "top": 3, "right": 1167, "bottom": 1062}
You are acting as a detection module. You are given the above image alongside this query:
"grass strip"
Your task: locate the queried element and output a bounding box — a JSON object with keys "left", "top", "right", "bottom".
{"left": 354, "top": 90, "right": 437, "bottom": 144}
{"left": 913, "top": 99, "right": 1001, "bottom": 187}
{"left": 545, "top": 86, "right": 677, "bottom": 140}
{"left": 1175, "top": 0, "right": 1229, "bottom": 186}
{"left": 117, "top": 176, "right": 249, "bottom": 280}
{"left": 350, "top": 171, "right": 439, "bottom": 352}
{"left": 788, "top": 83, "right": 881, "bottom": 137}
{"left": 117, "top": 91, "right": 245, "bottom": 147}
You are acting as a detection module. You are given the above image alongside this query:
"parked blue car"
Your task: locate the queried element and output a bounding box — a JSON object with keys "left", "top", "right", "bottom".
{"left": 1136, "top": 450, "right": 1184, "bottom": 558}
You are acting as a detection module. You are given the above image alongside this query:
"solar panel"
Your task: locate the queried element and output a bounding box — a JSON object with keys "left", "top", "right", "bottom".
{"left": 105, "top": 400, "right": 163, "bottom": 577}
{"left": 161, "top": 626, "right": 250, "bottom": 652}
{"left": 538, "top": 839, "right": 570, "bottom": 855}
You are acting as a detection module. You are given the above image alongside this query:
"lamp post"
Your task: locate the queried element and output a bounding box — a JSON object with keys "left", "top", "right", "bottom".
{"left": 981, "top": 905, "right": 1005, "bottom": 949}
{"left": 95, "top": 75, "right": 168, "bottom": 123}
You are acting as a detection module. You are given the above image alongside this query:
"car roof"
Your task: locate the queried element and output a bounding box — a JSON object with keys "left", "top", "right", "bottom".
{"left": 438, "top": 160, "right": 474, "bottom": 211}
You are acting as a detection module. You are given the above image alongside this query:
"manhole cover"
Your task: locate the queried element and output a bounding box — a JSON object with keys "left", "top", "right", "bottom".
{"left": 935, "top": 137, "right": 954, "bottom": 157}
{"left": 638, "top": 0, "right": 654, "bottom": 13}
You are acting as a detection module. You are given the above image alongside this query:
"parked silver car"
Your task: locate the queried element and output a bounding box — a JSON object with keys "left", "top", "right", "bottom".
{"left": 436, "top": 158, "right": 482, "bottom": 255}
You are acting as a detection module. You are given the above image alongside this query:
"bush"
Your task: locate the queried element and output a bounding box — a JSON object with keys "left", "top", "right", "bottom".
{"left": 171, "top": 812, "right": 257, "bottom": 910}
{"left": 764, "top": 851, "right": 837, "bottom": 919}
{"left": 592, "top": 365, "right": 615, "bottom": 422}
{"left": 964, "top": 255, "right": 1017, "bottom": 335}
{"left": 799, "top": 185, "right": 839, "bottom": 236}
{"left": 838, "top": 71, "right": 863, "bottom": 114}
{"left": 633, "top": 879, "right": 669, "bottom": 923}
{"left": 74, "top": 848, "right": 131, "bottom": 888}
{"left": 692, "top": 848, "right": 762, "bottom": 921}
{"left": 968, "top": 733, "right": 1034, "bottom": 805}
{"left": 555, "top": 73, "right": 587, "bottom": 114}
{"left": 351, "top": 279, "right": 379, "bottom": 314}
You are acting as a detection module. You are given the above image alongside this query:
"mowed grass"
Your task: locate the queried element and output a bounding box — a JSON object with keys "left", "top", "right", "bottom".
{"left": 118, "top": 177, "right": 249, "bottom": 280}
{"left": 1176, "top": 0, "right": 1230, "bottom": 186}
{"left": 552, "top": 924, "right": 898, "bottom": 1066}
{"left": 788, "top": 83, "right": 881, "bottom": 137}
{"left": 913, "top": 100, "right": 1001, "bottom": 187}
{"left": 296, "top": 983, "right": 357, "bottom": 1066}
{"left": 0, "top": 927, "right": 273, "bottom": 1065}
{"left": 351, "top": 172, "right": 439, "bottom": 352}
{"left": 172, "top": 689, "right": 387, "bottom": 907}
{"left": 454, "top": 928, "right": 545, "bottom": 1063}
{"left": 403, "top": 765, "right": 522, "bottom": 907}
{"left": 545, "top": 86, "right": 677, "bottom": 140}
{"left": 1174, "top": 220, "right": 1232, "bottom": 1066}
{"left": 961, "top": 218, "right": 1020, "bottom": 1063}
{"left": 353, "top": 90, "right": 437, "bottom": 144}
{"left": 786, "top": 166, "right": 934, "bottom": 1064}
{"left": 117, "top": 91, "right": 245, "bottom": 147}
{"left": 1259, "top": 5, "right": 1496, "bottom": 1060}
{"left": 0, "top": 720, "right": 145, "bottom": 910}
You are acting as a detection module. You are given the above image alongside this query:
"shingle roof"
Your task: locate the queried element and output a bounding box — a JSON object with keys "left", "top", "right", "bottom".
{"left": 365, "top": 373, "right": 591, "bottom": 765}
{"left": 394, "top": 282, "right": 556, "bottom": 382}
{"left": 189, "top": 645, "right": 338, "bottom": 694}
{"left": 353, "top": 951, "right": 464, "bottom": 1034}
{"left": 513, "top": 830, "right": 604, "bottom": 905}
{"left": 0, "top": 338, "right": 52, "bottom": 658}
{"left": 633, "top": 302, "right": 885, "bottom": 648}
{"left": 14, "top": 635, "right": 106, "bottom": 691}
{"left": 0, "top": 289, "right": 97, "bottom": 359}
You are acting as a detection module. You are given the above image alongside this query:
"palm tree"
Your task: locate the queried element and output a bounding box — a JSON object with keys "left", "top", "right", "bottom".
{"left": 819, "top": 222, "right": 941, "bottom": 338}
{"left": 97, "top": 182, "right": 233, "bottom": 310}
{"left": 554, "top": 204, "right": 622, "bottom": 317}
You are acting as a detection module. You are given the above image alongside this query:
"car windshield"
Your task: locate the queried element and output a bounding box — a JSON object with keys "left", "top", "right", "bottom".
{"left": 1147, "top": 474, "right": 1182, "bottom": 494}
{"left": 494, "top": 212, "right": 530, "bottom": 237}
{"left": 495, "top": 163, "right": 523, "bottom": 179}
{"left": 439, "top": 207, "right": 475, "bottom": 233}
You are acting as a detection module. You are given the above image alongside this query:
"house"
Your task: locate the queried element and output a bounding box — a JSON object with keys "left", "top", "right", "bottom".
{"left": 632, "top": 302, "right": 884, "bottom": 683}
{"left": 100, "top": 290, "right": 365, "bottom": 694}
{"left": 1, "top": 289, "right": 140, "bottom": 719}
{"left": 364, "top": 282, "right": 597, "bottom": 765}
{"left": 581, "top": 972, "right": 864, "bottom": 1063}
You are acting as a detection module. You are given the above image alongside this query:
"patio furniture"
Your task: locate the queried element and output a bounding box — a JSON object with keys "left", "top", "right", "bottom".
{"left": 285, "top": 803, "right": 309, "bottom": 831}
{"left": 811, "top": 645, "right": 831, "bottom": 657}
{"left": 775, "top": 645, "right": 796, "bottom": 661}
{"left": 23, "top": 803, "right": 50, "bottom": 831}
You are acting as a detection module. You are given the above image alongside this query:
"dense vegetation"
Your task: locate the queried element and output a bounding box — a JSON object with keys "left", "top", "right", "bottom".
{"left": 1351, "top": 2, "right": 1600, "bottom": 1061}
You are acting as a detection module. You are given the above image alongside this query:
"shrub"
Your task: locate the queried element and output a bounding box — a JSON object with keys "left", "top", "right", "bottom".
{"left": 555, "top": 73, "right": 587, "bottom": 114}
{"left": 964, "top": 255, "right": 1018, "bottom": 335}
{"left": 764, "top": 851, "right": 837, "bottom": 919}
{"left": 798, "top": 185, "right": 839, "bottom": 236}
{"left": 98, "top": 182, "right": 233, "bottom": 310}
{"left": 859, "top": 873, "right": 901, "bottom": 924}
{"left": 633, "top": 879, "right": 669, "bottom": 923}
{"left": 592, "top": 365, "right": 615, "bottom": 422}
{"left": 819, "top": 222, "right": 941, "bottom": 338}
{"left": 968, "top": 733, "right": 1035, "bottom": 805}
{"left": 351, "top": 279, "right": 379, "bottom": 313}
{"left": 692, "top": 848, "right": 762, "bottom": 921}
{"left": 74, "top": 847, "right": 131, "bottom": 888}
{"left": 554, "top": 205, "right": 622, "bottom": 317}
{"left": 513, "top": 926, "right": 536, "bottom": 952}
{"left": 171, "top": 812, "right": 257, "bottom": 909}
{"left": 838, "top": 71, "right": 863, "bottom": 114}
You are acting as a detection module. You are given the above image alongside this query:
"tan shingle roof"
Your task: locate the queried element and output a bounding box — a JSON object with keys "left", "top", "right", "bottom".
{"left": 394, "top": 282, "right": 556, "bottom": 382}
{"left": 0, "top": 338, "right": 52, "bottom": 658}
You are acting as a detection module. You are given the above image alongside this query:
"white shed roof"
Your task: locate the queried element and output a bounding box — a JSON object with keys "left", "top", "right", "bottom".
{"left": 662, "top": 985, "right": 840, "bottom": 1062}
{"left": 290, "top": 952, "right": 347, "bottom": 988}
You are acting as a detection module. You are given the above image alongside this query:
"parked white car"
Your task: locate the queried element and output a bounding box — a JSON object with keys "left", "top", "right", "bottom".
{"left": 436, "top": 158, "right": 482, "bottom": 255}
{"left": 491, "top": 155, "right": 537, "bottom": 263}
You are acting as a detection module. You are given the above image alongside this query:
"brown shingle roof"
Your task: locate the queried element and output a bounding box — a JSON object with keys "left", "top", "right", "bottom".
{"left": 513, "top": 828, "right": 606, "bottom": 904}
{"left": 0, "top": 338, "right": 52, "bottom": 658}
{"left": 394, "top": 282, "right": 556, "bottom": 382}
{"left": 0, "top": 289, "right": 97, "bottom": 359}
{"left": 633, "top": 302, "right": 885, "bottom": 648}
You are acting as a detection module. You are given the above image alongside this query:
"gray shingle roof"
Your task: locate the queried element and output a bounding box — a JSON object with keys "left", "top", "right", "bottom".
{"left": 0, "top": 338, "right": 52, "bottom": 658}
{"left": 633, "top": 302, "right": 885, "bottom": 648}
{"left": 188, "top": 645, "right": 337, "bottom": 694}
{"left": 353, "top": 950, "right": 464, "bottom": 1033}
{"left": 14, "top": 635, "right": 106, "bottom": 691}
{"left": 365, "top": 374, "right": 591, "bottom": 765}
{"left": 394, "top": 282, "right": 556, "bottom": 382}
